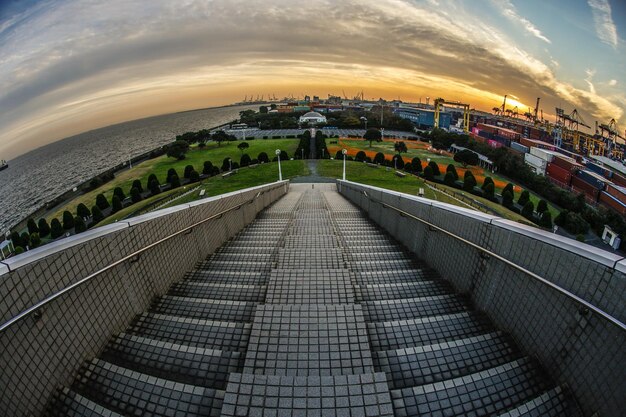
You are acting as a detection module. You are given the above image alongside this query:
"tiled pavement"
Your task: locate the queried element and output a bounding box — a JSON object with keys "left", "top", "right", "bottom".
{"left": 46, "top": 184, "right": 581, "bottom": 417}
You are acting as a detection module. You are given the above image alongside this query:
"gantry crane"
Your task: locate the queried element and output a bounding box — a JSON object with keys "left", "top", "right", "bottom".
{"left": 598, "top": 119, "right": 625, "bottom": 159}
{"left": 433, "top": 98, "right": 470, "bottom": 133}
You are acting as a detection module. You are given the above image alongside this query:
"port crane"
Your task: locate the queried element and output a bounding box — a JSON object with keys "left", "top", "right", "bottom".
{"left": 433, "top": 98, "right": 470, "bottom": 133}
{"left": 598, "top": 119, "right": 625, "bottom": 159}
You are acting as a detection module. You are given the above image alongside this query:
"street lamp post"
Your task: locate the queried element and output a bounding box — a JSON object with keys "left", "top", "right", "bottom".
{"left": 301, "top": 148, "right": 304, "bottom": 160}
{"left": 342, "top": 149, "right": 347, "bottom": 181}
{"left": 275, "top": 149, "right": 282, "bottom": 181}
{"left": 228, "top": 158, "right": 232, "bottom": 171}
{"left": 360, "top": 116, "right": 368, "bottom": 131}
{"left": 381, "top": 127, "right": 385, "bottom": 141}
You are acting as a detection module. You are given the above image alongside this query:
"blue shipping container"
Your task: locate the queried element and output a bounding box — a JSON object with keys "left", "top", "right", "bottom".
{"left": 577, "top": 170, "right": 606, "bottom": 190}
{"left": 510, "top": 142, "right": 529, "bottom": 153}
{"left": 586, "top": 162, "right": 606, "bottom": 176}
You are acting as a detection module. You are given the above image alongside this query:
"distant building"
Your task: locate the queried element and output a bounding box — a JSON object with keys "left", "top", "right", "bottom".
{"left": 299, "top": 111, "right": 327, "bottom": 125}
{"left": 394, "top": 107, "right": 451, "bottom": 129}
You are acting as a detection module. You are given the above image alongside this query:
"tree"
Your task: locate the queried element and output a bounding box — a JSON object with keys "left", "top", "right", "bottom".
{"left": 453, "top": 149, "right": 479, "bottom": 167}
{"left": 74, "top": 216, "right": 87, "bottom": 234}
{"left": 537, "top": 199, "right": 548, "bottom": 213}
{"left": 355, "top": 151, "right": 366, "bottom": 162}
{"left": 463, "top": 172, "right": 477, "bottom": 191}
{"left": 111, "top": 195, "right": 123, "bottom": 213}
{"left": 238, "top": 142, "right": 250, "bottom": 154}
{"left": 483, "top": 182, "right": 495, "bottom": 200}
{"left": 259, "top": 105, "right": 268, "bottom": 114}
{"left": 444, "top": 171, "right": 456, "bottom": 186}
{"left": 96, "top": 193, "right": 110, "bottom": 210}
{"left": 502, "top": 191, "right": 514, "bottom": 208}
{"left": 25, "top": 218, "right": 39, "bottom": 235}
{"left": 423, "top": 166, "right": 434, "bottom": 180}
{"left": 518, "top": 190, "right": 530, "bottom": 206}
{"left": 170, "top": 175, "right": 181, "bottom": 188}
{"left": 166, "top": 168, "right": 179, "bottom": 183}
{"left": 363, "top": 128, "right": 382, "bottom": 147}
{"left": 258, "top": 152, "right": 269, "bottom": 163}
{"left": 411, "top": 157, "right": 422, "bottom": 173}
{"left": 446, "top": 164, "right": 458, "bottom": 180}
{"left": 212, "top": 130, "right": 229, "bottom": 147}
{"left": 539, "top": 211, "right": 552, "bottom": 228}
{"left": 113, "top": 187, "right": 126, "bottom": 201}
{"left": 50, "top": 219, "right": 64, "bottom": 238}
{"left": 203, "top": 161, "right": 214, "bottom": 175}
{"left": 38, "top": 218, "right": 50, "bottom": 238}
{"left": 481, "top": 177, "right": 494, "bottom": 190}
{"left": 189, "top": 170, "right": 200, "bottom": 182}
{"left": 62, "top": 211, "right": 75, "bottom": 230}
{"left": 77, "top": 203, "right": 91, "bottom": 219}
{"left": 149, "top": 179, "right": 160, "bottom": 196}
{"left": 166, "top": 140, "right": 190, "bottom": 160}
{"left": 91, "top": 205, "right": 104, "bottom": 224}
{"left": 130, "top": 187, "right": 142, "bottom": 203}
{"left": 373, "top": 152, "right": 385, "bottom": 165}
{"left": 184, "top": 165, "right": 194, "bottom": 179}
{"left": 394, "top": 141, "right": 408, "bottom": 154}
{"left": 30, "top": 233, "right": 41, "bottom": 248}
{"left": 132, "top": 179, "right": 143, "bottom": 193}
{"left": 428, "top": 161, "right": 440, "bottom": 176}
{"left": 240, "top": 154, "right": 252, "bottom": 167}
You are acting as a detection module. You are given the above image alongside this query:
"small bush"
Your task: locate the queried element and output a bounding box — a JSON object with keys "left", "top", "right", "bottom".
{"left": 91, "top": 205, "right": 104, "bottom": 224}
{"left": 130, "top": 187, "right": 142, "bottom": 203}
{"left": 38, "top": 218, "right": 51, "bottom": 238}
{"left": 50, "top": 219, "right": 64, "bottom": 238}
{"left": 62, "top": 211, "right": 75, "bottom": 230}
{"left": 423, "top": 166, "right": 434, "bottom": 180}
{"left": 189, "top": 170, "right": 200, "bottom": 182}
{"left": 111, "top": 196, "right": 123, "bottom": 213}
{"left": 74, "top": 216, "right": 87, "bottom": 234}
{"left": 96, "top": 193, "right": 110, "bottom": 210}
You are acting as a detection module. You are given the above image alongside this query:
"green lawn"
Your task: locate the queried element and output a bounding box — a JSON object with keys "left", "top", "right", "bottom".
{"left": 47, "top": 139, "right": 299, "bottom": 222}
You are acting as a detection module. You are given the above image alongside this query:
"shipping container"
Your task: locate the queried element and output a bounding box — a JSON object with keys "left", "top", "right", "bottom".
{"left": 546, "top": 163, "right": 572, "bottom": 186}
{"left": 605, "top": 184, "right": 626, "bottom": 205}
{"left": 571, "top": 176, "right": 601, "bottom": 201}
{"left": 510, "top": 142, "right": 529, "bottom": 154}
{"left": 576, "top": 170, "right": 607, "bottom": 190}
{"left": 599, "top": 191, "right": 626, "bottom": 215}
{"left": 551, "top": 155, "right": 582, "bottom": 173}
{"left": 613, "top": 173, "right": 626, "bottom": 187}
{"left": 487, "top": 139, "right": 505, "bottom": 148}
{"left": 530, "top": 147, "right": 555, "bottom": 162}
{"left": 525, "top": 153, "right": 547, "bottom": 169}
{"left": 586, "top": 162, "right": 607, "bottom": 176}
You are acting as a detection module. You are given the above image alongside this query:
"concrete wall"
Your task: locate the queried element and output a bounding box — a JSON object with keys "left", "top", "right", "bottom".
{"left": 0, "top": 181, "right": 288, "bottom": 417}
{"left": 338, "top": 180, "right": 626, "bottom": 417}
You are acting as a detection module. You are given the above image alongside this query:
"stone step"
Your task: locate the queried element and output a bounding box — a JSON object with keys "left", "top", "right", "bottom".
{"left": 367, "top": 311, "right": 493, "bottom": 351}
{"left": 197, "top": 260, "right": 273, "bottom": 272}
{"left": 495, "top": 386, "right": 581, "bottom": 417}
{"left": 169, "top": 281, "right": 266, "bottom": 302}
{"left": 362, "top": 294, "right": 471, "bottom": 322}
{"left": 207, "top": 252, "right": 275, "bottom": 262}
{"left": 150, "top": 295, "right": 257, "bottom": 322}
{"left": 356, "top": 280, "right": 453, "bottom": 302}
{"left": 183, "top": 270, "right": 266, "bottom": 285}
{"left": 127, "top": 313, "right": 251, "bottom": 352}
{"left": 374, "top": 332, "right": 522, "bottom": 389}
{"left": 350, "top": 259, "right": 418, "bottom": 271}
{"left": 101, "top": 333, "right": 243, "bottom": 389}
{"left": 353, "top": 269, "right": 439, "bottom": 285}
{"left": 72, "top": 360, "right": 223, "bottom": 417}
{"left": 47, "top": 388, "right": 122, "bottom": 417}
{"left": 390, "top": 357, "right": 553, "bottom": 417}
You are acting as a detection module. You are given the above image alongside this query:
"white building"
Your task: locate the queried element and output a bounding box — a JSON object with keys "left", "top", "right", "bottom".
{"left": 299, "top": 111, "right": 327, "bottom": 125}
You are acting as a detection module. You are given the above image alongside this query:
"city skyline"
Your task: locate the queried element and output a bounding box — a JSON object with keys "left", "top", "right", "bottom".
{"left": 0, "top": 0, "right": 625, "bottom": 159}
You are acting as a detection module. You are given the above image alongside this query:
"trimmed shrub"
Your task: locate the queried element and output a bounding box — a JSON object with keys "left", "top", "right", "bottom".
{"left": 38, "top": 218, "right": 51, "bottom": 237}
{"left": 20, "top": 232, "right": 30, "bottom": 248}
{"left": 463, "top": 173, "right": 477, "bottom": 191}
{"left": 62, "top": 210, "right": 75, "bottom": 230}
{"left": 502, "top": 191, "right": 514, "bottom": 208}
{"left": 428, "top": 161, "right": 440, "bottom": 176}
{"left": 411, "top": 157, "right": 422, "bottom": 173}
{"left": 113, "top": 187, "right": 126, "bottom": 202}
{"left": 166, "top": 168, "right": 179, "bottom": 183}
{"left": 393, "top": 155, "right": 405, "bottom": 170}
{"left": 203, "top": 161, "right": 214, "bottom": 175}
{"left": 30, "top": 233, "right": 41, "bottom": 248}
{"left": 521, "top": 201, "right": 534, "bottom": 219}
{"left": 446, "top": 164, "right": 458, "bottom": 180}
{"left": 481, "top": 177, "right": 494, "bottom": 190}
{"left": 444, "top": 171, "right": 456, "bottom": 186}
{"left": 149, "top": 179, "right": 160, "bottom": 196}
{"left": 50, "top": 219, "right": 64, "bottom": 238}
{"left": 170, "top": 175, "right": 181, "bottom": 188}
{"left": 503, "top": 183, "right": 514, "bottom": 196}
{"left": 539, "top": 211, "right": 552, "bottom": 228}
{"left": 373, "top": 152, "right": 385, "bottom": 165}
{"left": 189, "top": 170, "right": 200, "bottom": 182}
{"left": 240, "top": 154, "right": 252, "bottom": 167}
{"left": 91, "top": 205, "right": 104, "bottom": 224}
{"left": 483, "top": 182, "right": 495, "bottom": 200}
{"left": 14, "top": 246, "right": 24, "bottom": 255}
{"left": 537, "top": 199, "right": 548, "bottom": 213}
{"left": 27, "top": 218, "right": 39, "bottom": 234}
{"left": 132, "top": 179, "right": 143, "bottom": 193}
{"left": 77, "top": 203, "right": 91, "bottom": 219}
{"left": 355, "top": 151, "right": 366, "bottom": 162}
{"left": 184, "top": 165, "right": 194, "bottom": 179}
{"left": 111, "top": 195, "right": 123, "bottom": 213}
{"left": 74, "top": 216, "right": 87, "bottom": 234}
{"left": 518, "top": 190, "right": 530, "bottom": 206}
{"left": 258, "top": 152, "right": 269, "bottom": 163}
{"left": 96, "top": 193, "right": 110, "bottom": 210}
{"left": 423, "top": 166, "right": 434, "bottom": 180}
{"left": 130, "top": 187, "right": 142, "bottom": 203}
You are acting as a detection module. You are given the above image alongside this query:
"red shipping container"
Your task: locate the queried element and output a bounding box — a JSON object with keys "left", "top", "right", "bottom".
{"left": 599, "top": 192, "right": 626, "bottom": 215}
{"left": 571, "top": 176, "right": 600, "bottom": 201}
{"left": 605, "top": 184, "right": 626, "bottom": 205}
{"left": 612, "top": 173, "right": 626, "bottom": 187}
{"left": 546, "top": 163, "right": 572, "bottom": 185}
{"left": 551, "top": 155, "right": 581, "bottom": 173}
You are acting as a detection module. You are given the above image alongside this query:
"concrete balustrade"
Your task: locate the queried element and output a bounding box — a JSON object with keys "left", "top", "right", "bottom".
{"left": 0, "top": 181, "right": 288, "bottom": 417}
{"left": 338, "top": 180, "right": 626, "bottom": 417}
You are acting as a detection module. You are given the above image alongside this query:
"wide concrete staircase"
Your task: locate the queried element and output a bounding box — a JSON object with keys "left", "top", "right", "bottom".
{"left": 46, "top": 184, "right": 581, "bottom": 416}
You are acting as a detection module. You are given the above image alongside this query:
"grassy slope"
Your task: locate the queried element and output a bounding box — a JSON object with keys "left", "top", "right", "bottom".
{"left": 97, "top": 160, "right": 308, "bottom": 224}
{"left": 327, "top": 138, "right": 559, "bottom": 218}
{"left": 317, "top": 159, "right": 534, "bottom": 225}
{"left": 47, "top": 139, "right": 299, "bottom": 222}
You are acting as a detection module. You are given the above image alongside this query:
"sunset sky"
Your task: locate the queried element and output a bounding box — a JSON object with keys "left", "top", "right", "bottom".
{"left": 0, "top": 0, "right": 625, "bottom": 158}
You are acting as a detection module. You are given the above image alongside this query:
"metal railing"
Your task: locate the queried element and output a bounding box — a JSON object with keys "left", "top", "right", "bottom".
{"left": 0, "top": 189, "right": 268, "bottom": 333}
{"left": 361, "top": 189, "right": 626, "bottom": 332}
